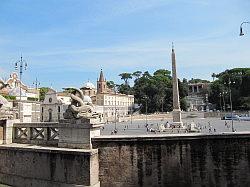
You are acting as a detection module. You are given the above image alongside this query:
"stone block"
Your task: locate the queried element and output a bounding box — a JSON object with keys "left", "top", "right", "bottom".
{"left": 58, "top": 118, "right": 103, "bottom": 149}
{"left": 0, "top": 144, "right": 100, "bottom": 187}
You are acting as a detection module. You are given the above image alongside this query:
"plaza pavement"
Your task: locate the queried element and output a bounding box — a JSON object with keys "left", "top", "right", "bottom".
{"left": 101, "top": 115, "right": 250, "bottom": 135}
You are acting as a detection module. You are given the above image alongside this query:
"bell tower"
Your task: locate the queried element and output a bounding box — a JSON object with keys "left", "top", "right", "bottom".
{"left": 97, "top": 69, "right": 107, "bottom": 93}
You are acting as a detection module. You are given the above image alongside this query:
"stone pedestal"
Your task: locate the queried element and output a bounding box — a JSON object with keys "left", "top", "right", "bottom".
{"left": 172, "top": 109, "right": 183, "bottom": 128}
{"left": 0, "top": 119, "right": 19, "bottom": 144}
{"left": 58, "top": 117, "right": 103, "bottom": 149}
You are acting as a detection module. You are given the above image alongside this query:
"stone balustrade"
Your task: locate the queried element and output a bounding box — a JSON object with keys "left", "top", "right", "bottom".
{"left": 1, "top": 118, "right": 103, "bottom": 187}
{"left": 13, "top": 122, "right": 59, "bottom": 146}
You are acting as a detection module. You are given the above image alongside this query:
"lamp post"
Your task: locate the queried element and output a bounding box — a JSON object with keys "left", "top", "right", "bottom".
{"left": 15, "top": 55, "right": 27, "bottom": 101}
{"left": 161, "top": 96, "right": 164, "bottom": 113}
{"left": 143, "top": 96, "right": 148, "bottom": 125}
{"left": 205, "top": 93, "right": 209, "bottom": 112}
{"left": 239, "top": 21, "right": 250, "bottom": 36}
{"left": 130, "top": 105, "right": 133, "bottom": 125}
{"left": 33, "top": 78, "right": 40, "bottom": 122}
{"left": 33, "top": 78, "right": 40, "bottom": 100}
{"left": 228, "top": 78, "right": 235, "bottom": 132}
{"left": 225, "top": 78, "right": 235, "bottom": 132}
{"left": 219, "top": 93, "right": 222, "bottom": 111}
{"left": 222, "top": 91, "right": 226, "bottom": 112}
{"left": 113, "top": 84, "right": 118, "bottom": 131}
{"left": 33, "top": 78, "right": 40, "bottom": 89}
{"left": 15, "top": 55, "right": 27, "bottom": 121}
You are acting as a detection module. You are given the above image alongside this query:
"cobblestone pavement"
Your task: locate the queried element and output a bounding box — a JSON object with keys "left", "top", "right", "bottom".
{"left": 101, "top": 117, "right": 250, "bottom": 135}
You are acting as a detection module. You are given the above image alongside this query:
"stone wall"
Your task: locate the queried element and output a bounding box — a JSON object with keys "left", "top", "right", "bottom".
{"left": 0, "top": 126, "right": 3, "bottom": 144}
{"left": 93, "top": 135, "right": 250, "bottom": 187}
{"left": 0, "top": 144, "right": 100, "bottom": 187}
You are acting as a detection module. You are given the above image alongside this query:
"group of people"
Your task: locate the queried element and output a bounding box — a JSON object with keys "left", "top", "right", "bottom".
{"left": 110, "top": 129, "right": 118, "bottom": 135}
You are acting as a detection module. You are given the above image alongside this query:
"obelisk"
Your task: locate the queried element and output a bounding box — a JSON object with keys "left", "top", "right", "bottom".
{"left": 171, "top": 43, "right": 183, "bottom": 128}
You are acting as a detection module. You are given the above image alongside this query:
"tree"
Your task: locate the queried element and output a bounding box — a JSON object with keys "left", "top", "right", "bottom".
{"left": 132, "top": 71, "right": 142, "bottom": 80}
{"left": 208, "top": 68, "right": 250, "bottom": 110}
{"left": 118, "top": 84, "right": 132, "bottom": 95}
{"left": 132, "top": 69, "right": 187, "bottom": 113}
{"left": 119, "top": 73, "right": 132, "bottom": 85}
{"left": 107, "top": 81, "right": 115, "bottom": 89}
{"left": 189, "top": 78, "right": 210, "bottom": 83}
{"left": 39, "top": 87, "right": 50, "bottom": 101}
{"left": 211, "top": 73, "right": 216, "bottom": 82}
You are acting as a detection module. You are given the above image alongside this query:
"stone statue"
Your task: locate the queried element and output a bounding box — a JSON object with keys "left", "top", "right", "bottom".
{"left": 0, "top": 96, "right": 13, "bottom": 120}
{"left": 63, "top": 87, "right": 94, "bottom": 119}
{"left": 0, "top": 80, "right": 9, "bottom": 91}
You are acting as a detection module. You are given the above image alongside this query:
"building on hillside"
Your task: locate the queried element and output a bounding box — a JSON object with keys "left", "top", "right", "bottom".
{"left": 0, "top": 72, "right": 40, "bottom": 100}
{"left": 188, "top": 82, "right": 210, "bottom": 94}
{"left": 0, "top": 72, "right": 40, "bottom": 122}
{"left": 186, "top": 82, "right": 210, "bottom": 111}
{"left": 40, "top": 89, "right": 71, "bottom": 122}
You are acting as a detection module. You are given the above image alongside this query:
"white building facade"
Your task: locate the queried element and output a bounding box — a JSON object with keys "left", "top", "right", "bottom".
{"left": 40, "top": 89, "right": 71, "bottom": 122}
{"left": 94, "top": 70, "right": 134, "bottom": 122}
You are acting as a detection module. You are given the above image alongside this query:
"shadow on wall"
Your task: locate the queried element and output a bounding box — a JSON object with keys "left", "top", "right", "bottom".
{"left": 93, "top": 139, "right": 250, "bottom": 187}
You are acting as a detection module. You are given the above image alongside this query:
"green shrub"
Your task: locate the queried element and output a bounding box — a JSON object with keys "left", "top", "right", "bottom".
{"left": 2, "top": 95, "right": 16, "bottom": 100}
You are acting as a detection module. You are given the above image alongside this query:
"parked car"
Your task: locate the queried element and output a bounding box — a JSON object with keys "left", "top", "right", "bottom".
{"left": 221, "top": 114, "right": 240, "bottom": 120}
{"left": 238, "top": 114, "right": 250, "bottom": 121}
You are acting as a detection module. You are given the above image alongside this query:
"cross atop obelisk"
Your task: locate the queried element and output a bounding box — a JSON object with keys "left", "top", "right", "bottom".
{"left": 171, "top": 43, "right": 183, "bottom": 128}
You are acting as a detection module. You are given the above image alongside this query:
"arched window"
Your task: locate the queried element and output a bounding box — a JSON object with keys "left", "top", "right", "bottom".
{"left": 58, "top": 106, "right": 60, "bottom": 113}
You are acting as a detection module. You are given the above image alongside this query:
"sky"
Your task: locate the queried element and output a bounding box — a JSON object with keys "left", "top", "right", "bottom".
{"left": 0, "top": 0, "right": 250, "bottom": 90}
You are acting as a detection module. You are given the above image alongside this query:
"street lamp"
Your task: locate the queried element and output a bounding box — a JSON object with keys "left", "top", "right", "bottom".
{"left": 205, "top": 93, "right": 209, "bottom": 112}
{"left": 113, "top": 84, "right": 119, "bottom": 131}
{"left": 225, "top": 78, "right": 235, "bottom": 132}
{"left": 33, "top": 78, "right": 40, "bottom": 122}
{"left": 239, "top": 21, "right": 250, "bottom": 36}
{"left": 15, "top": 55, "right": 27, "bottom": 101}
{"left": 15, "top": 55, "right": 27, "bottom": 121}
{"left": 228, "top": 78, "right": 235, "bottom": 132}
{"left": 33, "top": 78, "right": 40, "bottom": 100}
{"left": 143, "top": 96, "right": 148, "bottom": 125}
{"left": 130, "top": 104, "right": 133, "bottom": 125}
{"left": 161, "top": 96, "right": 164, "bottom": 113}
{"left": 221, "top": 91, "right": 227, "bottom": 112}
{"left": 219, "top": 93, "right": 222, "bottom": 111}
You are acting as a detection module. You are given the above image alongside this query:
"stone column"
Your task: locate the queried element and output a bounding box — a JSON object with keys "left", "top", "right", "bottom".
{"left": 171, "top": 45, "right": 183, "bottom": 128}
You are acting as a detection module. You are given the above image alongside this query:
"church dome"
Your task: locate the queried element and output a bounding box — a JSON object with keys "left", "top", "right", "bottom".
{"left": 83, "top": 95, "right": 92, "bottom": 103}
{"left": 83, "top": 81, "right": 95, "bottom": 89}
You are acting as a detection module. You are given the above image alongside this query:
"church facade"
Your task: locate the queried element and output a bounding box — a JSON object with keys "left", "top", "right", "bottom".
{"left": 40, "top": 70, "right": 134, "bottom": 123}
{"left": 94, "top": 70, "right": 134, "bottom": 122}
